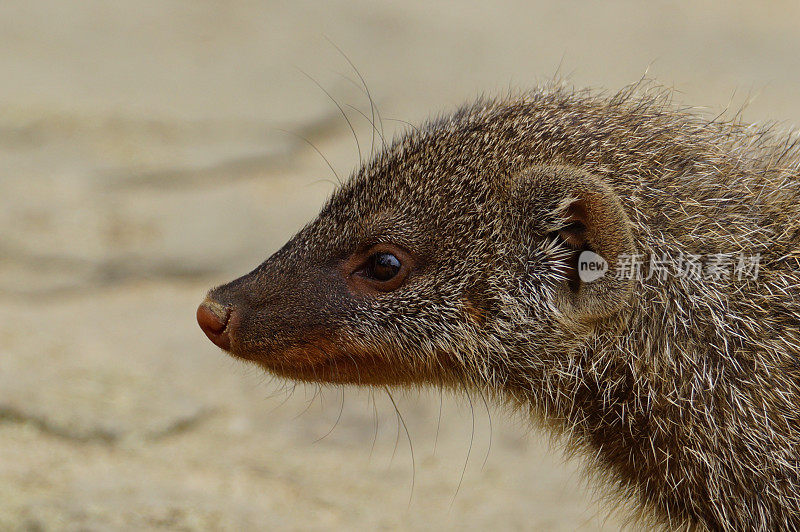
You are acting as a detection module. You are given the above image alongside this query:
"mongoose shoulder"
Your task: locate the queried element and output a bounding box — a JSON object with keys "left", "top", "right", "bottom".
{"left": 198, "top": 83, "right": 800, "bottom": 531}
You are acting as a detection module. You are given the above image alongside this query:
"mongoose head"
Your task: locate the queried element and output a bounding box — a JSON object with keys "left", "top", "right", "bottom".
{"left": 196, "top": 88, "right": 800, "bottom": 530}
{"left": 197, "top": 97, "right": 636, "bottom": 388}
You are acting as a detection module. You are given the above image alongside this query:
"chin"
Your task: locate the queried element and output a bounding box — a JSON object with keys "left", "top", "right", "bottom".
{"left": 224, "top": 342, "right": 393, "bottom": 386}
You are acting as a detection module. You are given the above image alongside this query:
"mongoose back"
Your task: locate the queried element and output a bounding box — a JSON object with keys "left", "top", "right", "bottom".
{"left": 197, "top": 83, "right": 800, "bottom": 530}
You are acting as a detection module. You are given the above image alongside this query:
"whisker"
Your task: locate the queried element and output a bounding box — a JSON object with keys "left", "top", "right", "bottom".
{"left": 331, "top": 70, "right": 380, "bottom": 158}
{"left": 344, "top": 352, "right": 363, "bottom": 384}
{"left": 476, "top": 385, "right": 494, "bottom": 471}
{"left": 346, "top": 104, "right": 387, "bottom": 154}
{"left": 294, "top": 383, "right": 322, "bottom": 419}
{"left": 267, "top": 381, "right": 298, "bottom": 414}
{"left": 276, "top": 128, "right": 342, "bottom": 185}
{"left": 383, "top": 117, "right": 419, "bottom": 133}
{"left": 313, "top": 386, "right": 345, "bottom": 443}
{"left": 433, "top": 388, "right": 443, "bottom": 455}
{"left": 325, "top": 36, "right": 386, "bottom": 152}
{"left": 451, "top": 374, "right": 474, "bottom": 509}
{"left": 384, "top": 386, "right": 416, "bottom": 507}
{"left": 297, "top": 68, "right": 362, "bottom": 165}
{"left": 389, "top": 394, "right": 401, "bottom": 466}
{"left": 306, "top": 177, "right": 341, "bottom": 189}
{"left": 369, "top": 387, "right": 380, "bottom": 461}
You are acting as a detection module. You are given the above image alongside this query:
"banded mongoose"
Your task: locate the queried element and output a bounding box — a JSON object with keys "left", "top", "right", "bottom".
{"left": 197, "top": 83, "right": 800, "bottom": 530}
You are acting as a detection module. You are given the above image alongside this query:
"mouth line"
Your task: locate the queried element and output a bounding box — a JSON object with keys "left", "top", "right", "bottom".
{"left": 220, "top": 304, "right": 236, "bottom": 336}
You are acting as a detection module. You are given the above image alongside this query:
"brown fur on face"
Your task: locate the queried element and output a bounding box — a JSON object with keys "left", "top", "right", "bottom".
{"left": 253, "top": 336, "right": 461, "bottom": 386}
{"left": 200, "top": 82, "right": 800, "bottom": 531}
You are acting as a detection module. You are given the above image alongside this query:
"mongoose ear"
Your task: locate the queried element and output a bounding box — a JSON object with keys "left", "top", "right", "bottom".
{"left": 513, "top": 165, "right": 636, "bottom": 321}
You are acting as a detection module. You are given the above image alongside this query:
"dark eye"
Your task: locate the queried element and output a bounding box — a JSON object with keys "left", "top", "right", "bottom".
{"left": 347, "top": 244, "right": 413, "bottom": 294}
{"left": 366, "top": 252, "right": 401, "bottom": 282}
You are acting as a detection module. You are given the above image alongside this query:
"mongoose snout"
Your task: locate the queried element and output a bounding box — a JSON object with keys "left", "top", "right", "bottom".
{"left": 198, "top": 84, "right": 800, "bottom": 530}
{"left": 199, "top": 225, "right": 432, "bottom": 383}
{"left": 196, "top": 298, "right": 232, "bottom": 350}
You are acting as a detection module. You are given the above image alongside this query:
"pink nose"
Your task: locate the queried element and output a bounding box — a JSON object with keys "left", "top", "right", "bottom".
{"left": 197, "top": 299, "right": 231, "bottom": 350}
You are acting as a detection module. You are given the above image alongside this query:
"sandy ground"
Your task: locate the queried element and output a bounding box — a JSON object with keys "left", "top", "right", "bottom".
{"left": 3, "top": 2, "right": 800, "bottom": 530}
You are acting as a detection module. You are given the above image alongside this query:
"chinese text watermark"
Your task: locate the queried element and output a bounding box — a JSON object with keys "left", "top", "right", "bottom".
{"left": 578, "top": 251, "right": 761, "bottom": 283}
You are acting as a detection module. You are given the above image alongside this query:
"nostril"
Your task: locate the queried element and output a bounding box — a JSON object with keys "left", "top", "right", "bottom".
{"left": 197, "top": 299, "right": 232, "bottom": 349}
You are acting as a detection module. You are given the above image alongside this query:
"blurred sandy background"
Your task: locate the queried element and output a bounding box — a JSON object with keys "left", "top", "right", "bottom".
{"left": 2, "top": 1, "right": 800, "bottom": 530}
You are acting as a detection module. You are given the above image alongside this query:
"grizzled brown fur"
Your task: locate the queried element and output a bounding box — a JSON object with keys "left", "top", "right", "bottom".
{"left": 198, "top": 83, "right": 800, "bottom": 530}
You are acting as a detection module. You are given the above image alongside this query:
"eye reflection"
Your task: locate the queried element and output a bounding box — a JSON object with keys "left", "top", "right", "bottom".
{"left": 368, "top": 252, "right": 401, "bottom": 281}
